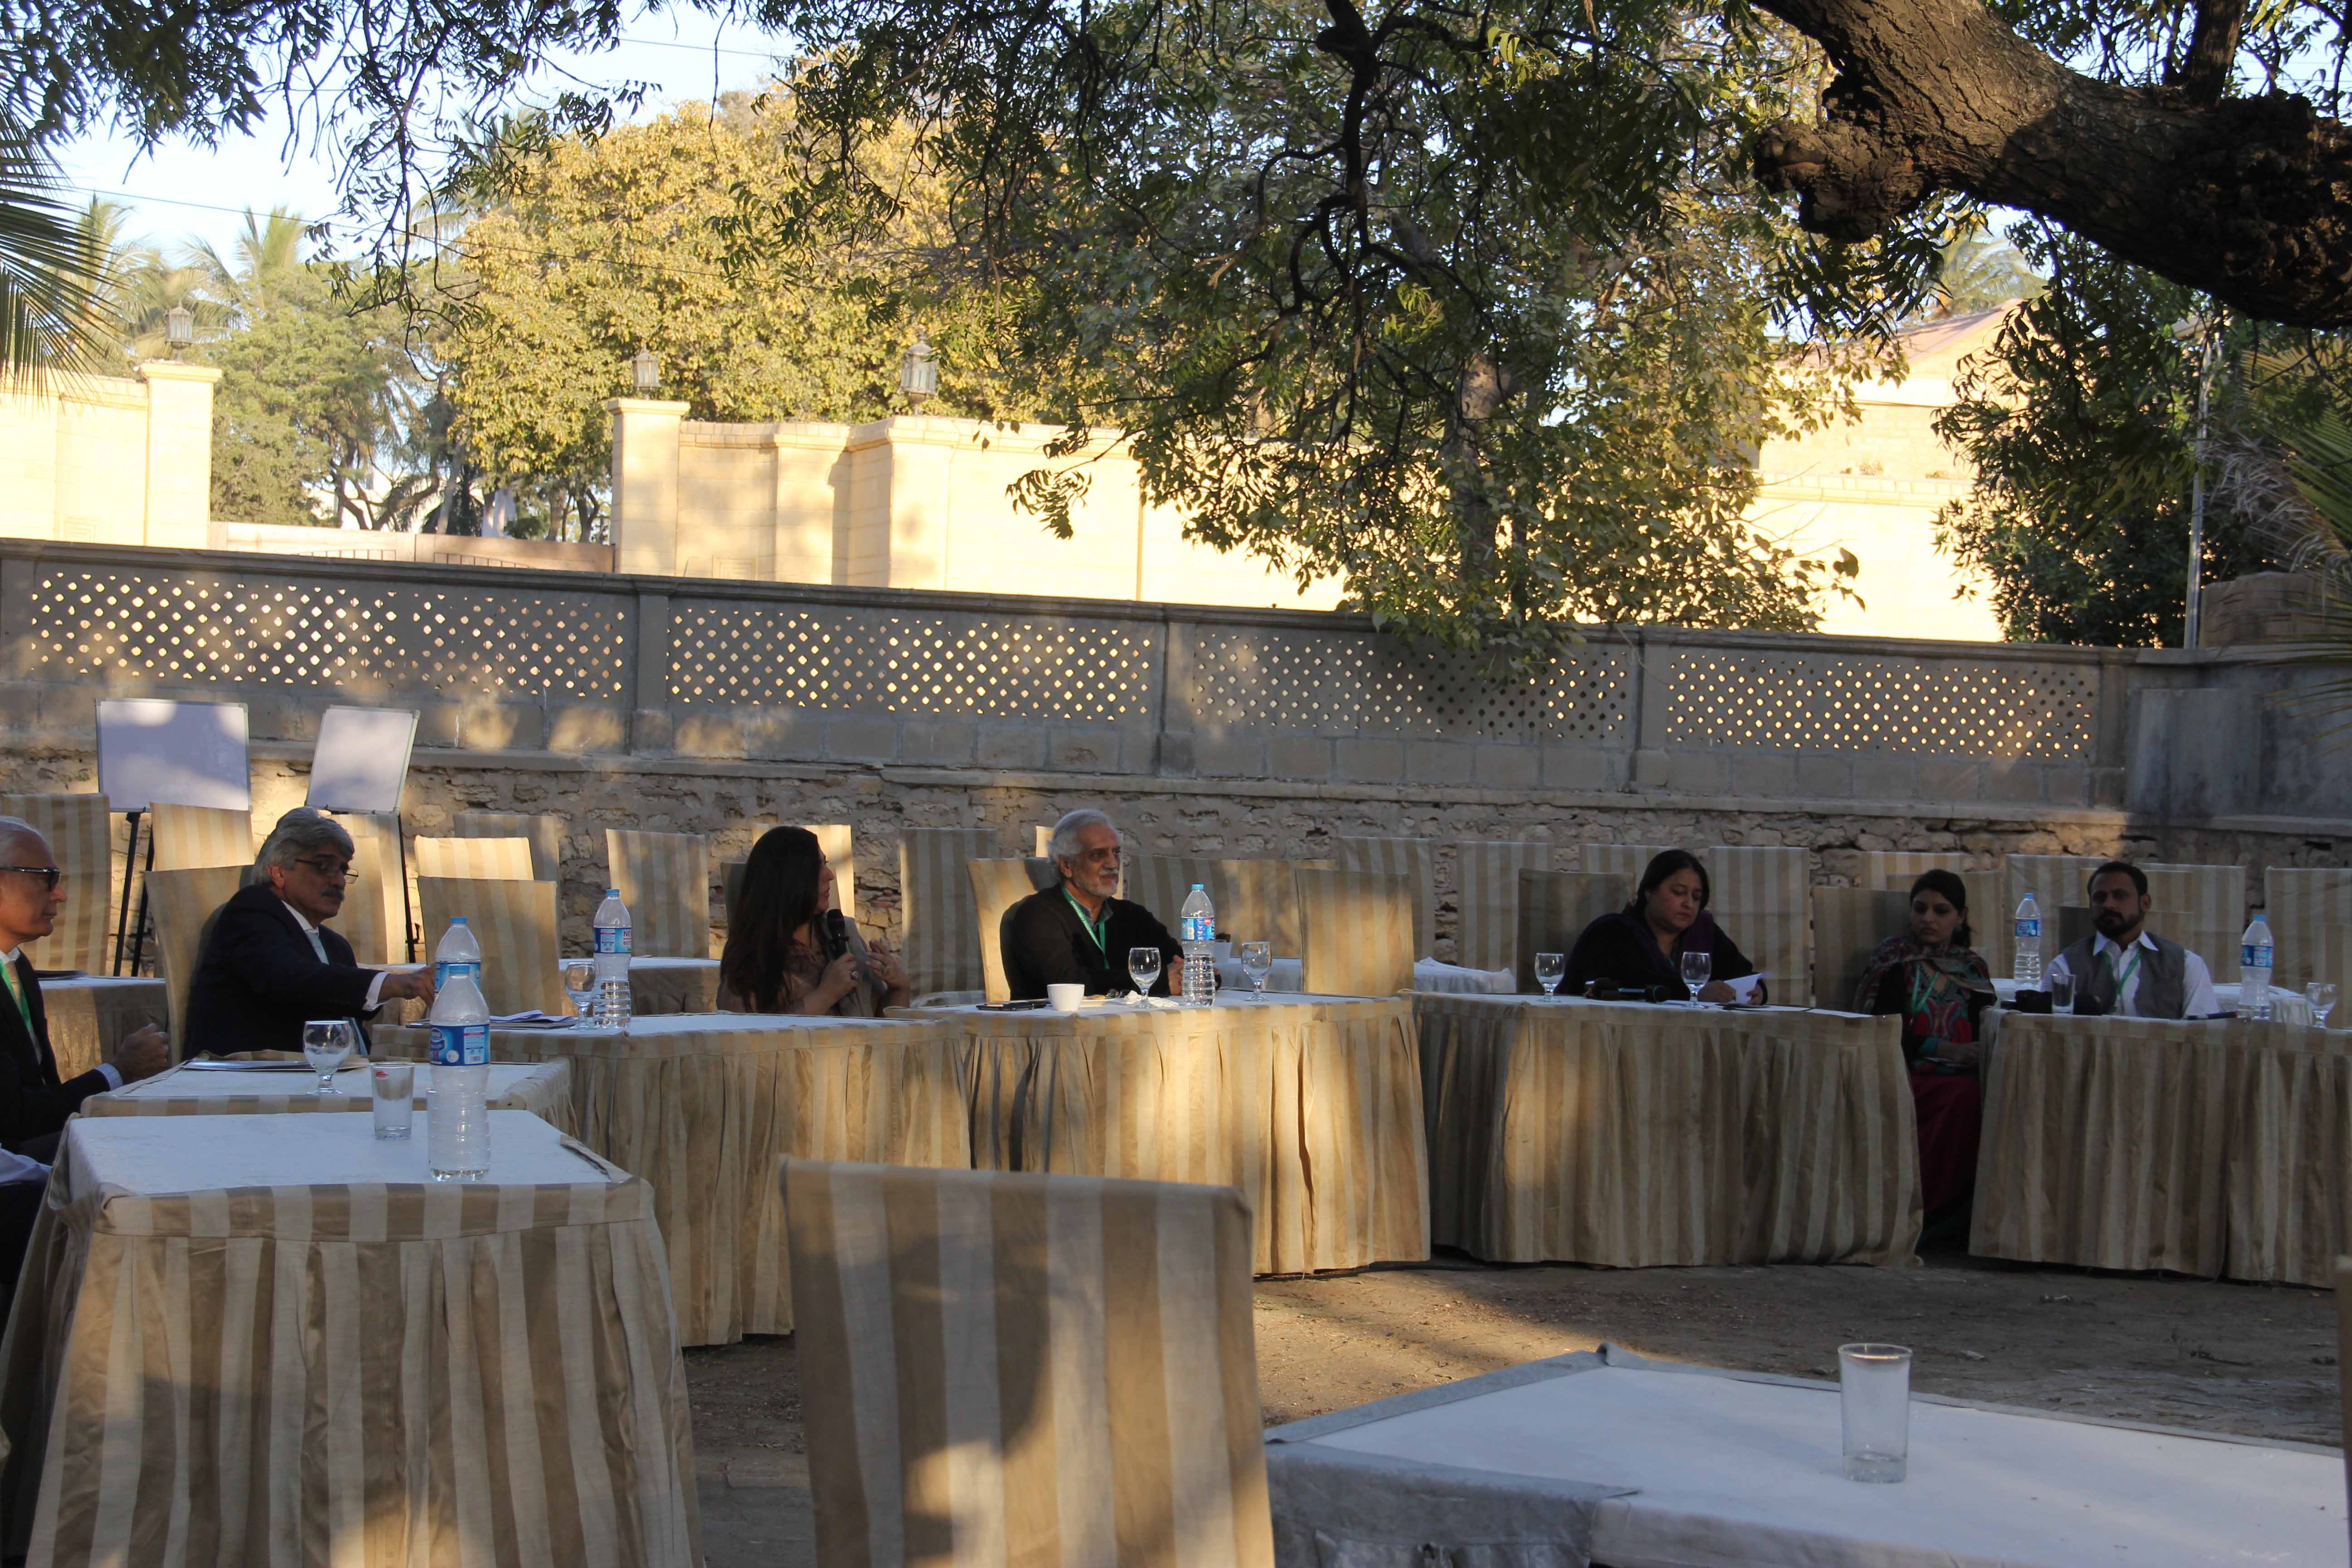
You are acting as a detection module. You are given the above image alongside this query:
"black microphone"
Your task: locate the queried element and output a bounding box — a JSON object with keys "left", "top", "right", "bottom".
{"left": 821, "top": 909, "right": 851, "bottom": 961}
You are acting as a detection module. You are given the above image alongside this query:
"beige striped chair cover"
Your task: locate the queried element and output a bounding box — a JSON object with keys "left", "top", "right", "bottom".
{"left": 451, "top": 809, "right": 565, "bottom": 882}
{"left": 414, "top": 834, "right": 537, "bottom": 882}
{"left": 148, "top": 803, "right": 253, "bottom": 870}
{"left": 805, "top": 823, "right": 857, "bottom": 921}
{"left": 1580, "top": 843, "right": 1671, "bottom": 877}
{"left": 2008, "top": 855, "right": 2108, "bottom": 946}
{"left": 1512, "top": 870, "right": 1630, "bottom": 994}
{"left": 2144, "top": 862, "right": 2249, "bottom": 982}
{"left": 1214, "top": 858, "right": 1333, "bottom": 956}
{"left": 1032, "top": 824, "right": 1054, "bottom": 857}
{"left": 1813, "top": 888, "right": 1913, "bottom": 1013}
{"left": 1454, "top": 840, "right": 1550, "bottom": 972}
{"left": 898, "top": 827, "right": 1001, "bottom": 996}
{"left": 418, "top": 877, "right": 565, "bottom": 1017}
{"left": 1335, "top": 837, "right": 1437, "bottom": 959}
{"left": 970, "top": 858, "right": 1058, "bottom": 1002}
{"left": 1705, "top": 846, "right": 1812, "bottom": 1006}
{"left": 333, "top": 810, "right": 407, "bottom": 965}
{"left": 2265, "top": 867, "right": 2352, "bottom": 990}
{"left": 148, "top": 865, "right": 245, "bottom": 1045}
{"left": 784, "top": 1160, "right": 1273, "bottom": 1568}
{"left": 1124, "top": 854, "right": 1222, "bottom": 935}
{"left": 2322, "top": 927, "right": 2352, "bottom": 989}
{"left": 1295, "top": 869, "right": 1416, "bottom": 997}
{"left": 1, "top": 793, "right": 113, "bottom": 973}
{"left": 607, "top": 828, "right": 713, "bottom": 959}
{"left": 1861, "top": 850, "right": 1969, "bottom": 889}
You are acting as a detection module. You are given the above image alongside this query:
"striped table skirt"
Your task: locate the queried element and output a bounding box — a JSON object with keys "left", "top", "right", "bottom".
{"left": 1974, "top": 1013, "right": 2352, "bottom": 1283}
{"left": 379, "top": 1014, "right": 973, "bottom": 1347}
{"left": 926, "top": 995, "right": 1430, "bottom": 1276}
{"left": 1417, "top": 994, "right": 1920, "bottom": 1267}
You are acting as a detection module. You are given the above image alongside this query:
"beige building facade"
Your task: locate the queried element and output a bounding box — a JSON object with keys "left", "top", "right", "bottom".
{"left": 0, "top": 363, "right": 222, "bottom": 549}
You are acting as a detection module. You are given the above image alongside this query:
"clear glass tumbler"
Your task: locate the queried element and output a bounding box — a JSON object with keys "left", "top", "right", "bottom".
{"left": 372, "top": 1061, "right": 416, "bottom": 1140}
{"left": 2050, "top": 967, "right": 2076, "bottom": 1012}
{"left": 1839, "top": 1343, "right": 1912, "bottom": 1483}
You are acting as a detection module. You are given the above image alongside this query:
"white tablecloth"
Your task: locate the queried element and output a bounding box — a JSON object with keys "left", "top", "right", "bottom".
{"left": 1991, "top": 977, "right": 2317, "bottom": 1024}
{"left": 1266, "top": 1350, "right": 2344, "bottom": 1568}
{"left": 1211, "top": 956, "right": 1515, "bottom": 996}
{"left": 64, "top": 1106, "right": 610, "bottom": 1194}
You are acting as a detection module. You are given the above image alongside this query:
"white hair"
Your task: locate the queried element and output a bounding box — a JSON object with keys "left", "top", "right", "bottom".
{"left": 258, "top": 808, "right": 355, "bottom": 871}
{"left": 1047, "top": 809, "right": 1119, "bottom": 872}
{"left": 0, "top": 815, "right": 44, "bottom": 864}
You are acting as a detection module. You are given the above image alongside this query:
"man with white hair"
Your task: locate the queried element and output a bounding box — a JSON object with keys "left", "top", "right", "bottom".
{"left": 1001, "top": 809, "right": 1183, "bottom": 1000}
{"left": 182, "top": 808, "right": 435, "bottom": 1055}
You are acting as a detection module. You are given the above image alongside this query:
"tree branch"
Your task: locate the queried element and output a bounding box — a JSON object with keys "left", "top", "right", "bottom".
{"left": 1750, "top": 0, "right": 2352, "bottom": 326}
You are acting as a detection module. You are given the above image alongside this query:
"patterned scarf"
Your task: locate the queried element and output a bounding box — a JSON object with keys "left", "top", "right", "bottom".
{"left": 1852, "top": 936, "right": 1993, "bottom": 1058}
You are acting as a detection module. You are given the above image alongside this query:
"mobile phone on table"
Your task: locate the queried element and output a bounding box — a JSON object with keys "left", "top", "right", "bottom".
{"left": 977, "top": 999, "right": 1050, "bottom": 1010}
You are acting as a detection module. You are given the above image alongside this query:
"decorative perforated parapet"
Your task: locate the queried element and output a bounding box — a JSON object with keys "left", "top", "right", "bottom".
{"left": 1664, "top": 649, "right": 2097, "bottom": 759}
{"left": 1184, "top": 627, "right": 1633, "bottom": 740}
{"left": 665, "top": 600, "right": 1158, "bottom": 721}
{"left": 27, "top": 564, "right": 629, "bottom": 699}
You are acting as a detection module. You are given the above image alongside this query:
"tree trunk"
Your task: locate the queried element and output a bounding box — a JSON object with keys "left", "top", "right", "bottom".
{"left": 1749, "top": 0, "right": 2352, "bottom": 326}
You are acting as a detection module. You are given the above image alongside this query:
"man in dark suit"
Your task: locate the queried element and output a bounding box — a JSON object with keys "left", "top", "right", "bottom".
{"left": 182, "top": 809, "right": 434, "bottom": 1057}
{"left": 1002, "top": 809, "right": 1183, "bottom": 999}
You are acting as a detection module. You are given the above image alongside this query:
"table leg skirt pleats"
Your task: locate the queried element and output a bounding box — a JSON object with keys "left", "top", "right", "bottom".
{"left": 0, "top": 1162, "right": 700, "bottom": 1566}
{"left": 1417, "top": 995, "right": 1921, "bottom": 1267}
{"left": 2224, "top": 1034, "right": 2352, "bottom": 1286}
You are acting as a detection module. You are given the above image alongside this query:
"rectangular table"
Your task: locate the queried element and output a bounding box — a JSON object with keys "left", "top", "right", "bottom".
{"left": 1974, "top": 1011, "right": 2352, "bottom": 1281}
{"left": 39, "top": 975, "right": 167, "bottom": 1082}
{"left": 83, "top": 1059, "right": 577, "bottom": 1135}
{"left": 916, "top": 993, "right": 1428, "bottom": 1276}
{"left": 0, "top": 1111, "right": 699, "bottom": 1566}
{"left": 1417, "top": 994, "right": 1919, "bottom": 1267}
{"left": 1265, "top": 1348, "right": 2344, "bottom": 1568}
{"left": 379, "top": 1012, "right": 971, "bottom": 1346}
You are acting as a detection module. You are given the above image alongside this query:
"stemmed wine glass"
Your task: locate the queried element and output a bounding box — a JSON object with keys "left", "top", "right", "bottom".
{"left": 1240, "top": 941, "right": 1273, "bottom": 1000}
{"left": 1534, "top": 952, "right": 1566, "bottom": 997}
{"left": 562, "top": 959, "right": 597, "bottom": 1024}
{"left": 1680, "top": 951, "right": 1713, "bottom": 1005}
{"left": 303, "top": 1019, "right": 353, "bottom": 1095}
{"left": 1127, "top": 946, "right": 1162, "bottom": 1002}
{"left": 2310, "top": 981, "right": 2339, "bottom": 1029}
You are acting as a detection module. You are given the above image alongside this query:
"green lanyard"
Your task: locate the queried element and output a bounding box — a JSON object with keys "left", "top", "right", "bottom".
{"left": 2104, "top": 943, "right": 2142, "bottom": 996}
{"left": 1064, "top": 890, "right": 1111, "bottom": 958}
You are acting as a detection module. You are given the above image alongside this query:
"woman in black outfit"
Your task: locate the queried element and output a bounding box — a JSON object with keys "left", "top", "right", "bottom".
{"left": 718, "top": 827, "right": 909, "bottom": 1016}
{"left": 1562, "top": 849, "right": 1764, "bottom": 1003}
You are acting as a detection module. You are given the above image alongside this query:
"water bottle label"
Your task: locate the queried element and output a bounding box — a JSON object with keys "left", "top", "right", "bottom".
{"left": 434, "top": 960, "right": 482, "bottom": 987}
{"left": 2014, "top": 918, "right": 2041, "bottom": 940}
{"left": 1181, "top": 915, "right": 1214, "bottom": 943}
{"left": 595, "top": 926, "right": 632, "bottom": 956}
{"left": 2242, "top": 944, "right": 2272, "bottom": 970}
{"left": 429, "top": 1022, "right": 488, "bottom": 1067}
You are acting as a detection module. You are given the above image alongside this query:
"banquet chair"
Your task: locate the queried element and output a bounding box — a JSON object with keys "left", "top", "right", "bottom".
{"left": 1335, "top": 837, "right": 1437, "bottom": 960}
{"left": 451, "top": 809, "right": 565, "bottom": 882}
{"left": 147, "top": 865, "right": 245, "bottom": 1047}
{"left": 1, "top": 793, "right": 113, "bottom": 973}
{"left": 1296, "top": 869, "right": 1416, "bottom": 996}
{"left": 414, "top": 834, "right": 536, "bottom": 882}
{"left": 332, "top": 810, "right": 407, "bottom": 965}
{"left": 2145, "top": 862, "right": 2249, "bottom": 981}
{"left": 1579, "top": 843, "right": 1671, "bottom": 877}
{"left": 148, "top": 803, "right": 253, "bottom": 870}
{"left": 1124, "top": 853, "right": 1222, "bottom": 932}
{"left": 1862, "top": 858, "right": 2004, "bottom": 973}
{"left": 2008, "top": 854, "right": 2108, "bottom": 956}
{"left": 1513, "top": 869, "right": 1629, "bottom": 994}
{"left": 418, "top": 877, "right": 565, "bottom": 1016}
{"left": 607, "top": 828, "right": 713, "bottom": 958}
{"left": 1215, "top": 857, "right": 1331, "bottom": 958}
{"left": 805, "top": 823, "right": 857, "bottom": 920}
{"left": 1812, "top": 888, "right": 1912, "bottom": 1011}
{"left": 2265, "top": 867, "right": 2352, "bottom": 990}
{"left": 970, "top": 858, "right": 1057, "bottom": 1002}
{"left": 784, "top": 1160, "right": 1274, "bottom": 1568}
{"left": 1454, "top": 839, "right": 1551, "bottom": 973}
{"left": 1704, "top": 846, "right": 1812, "bottom": 1007}
{"left": 899, "top": 827, "right": 1001, "bottom": 997}
{"left": 1861, "top": 850, "right": 1968, "bottom": 889}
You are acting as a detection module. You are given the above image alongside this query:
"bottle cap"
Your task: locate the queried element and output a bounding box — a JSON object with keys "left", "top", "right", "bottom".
{"left": 451, "top": 916, "right": 467, "bottom": 925}
{"left": 1192, "top": 883, "right": 1205, "bottom": 890}
{"left": 607, "top": 888, "right": 620, "bottom": 897}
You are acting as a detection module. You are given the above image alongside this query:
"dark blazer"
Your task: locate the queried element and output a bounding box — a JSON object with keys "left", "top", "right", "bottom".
{"left": 1002, "top": 884, "right": 1183, "bottom": 1000}
{"left": 181, "top": 884, "right": 381, "bottom": 1058}
{"left": 0, "top": 951, "right": 114, "bottom": 1153}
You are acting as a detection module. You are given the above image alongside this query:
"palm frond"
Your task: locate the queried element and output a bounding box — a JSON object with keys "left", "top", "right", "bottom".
{"left": 0, "top": 118, "right": 116, "bottom": 382}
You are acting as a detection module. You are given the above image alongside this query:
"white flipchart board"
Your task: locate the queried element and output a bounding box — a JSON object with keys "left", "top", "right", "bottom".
{"left": 94, "top": 699, "right": 251, "bottom": 813}
{"left": 305, "top": 706, "right": 419, "bottom": 814}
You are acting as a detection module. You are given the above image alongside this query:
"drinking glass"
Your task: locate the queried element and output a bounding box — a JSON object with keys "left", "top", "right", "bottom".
{"left": 1240, "top": 941, "right": 1273, "bottom": 1000}
{"left": 1533, "top": 952, "right": 1566, "bottom": 997}
{"left": 1839, "top": 1343, "right": 1912, "bottom": 1483}
{"left": 562, "top": 959, "right": 597, "bottom": 1023}
{"left": 303, "top": 1019, "right": 352, "bottom": 1096}
{"left": 2049, "top": 968, "right": 2076, "bottom": 1012}
{"left": 372, "top": 1061, "right": 415, "bottom": 1139}
{"left": 1127, "top": 946, "right": 1162, "bottom": 1000}
{"left": 1680, "top": 951, "right": 1713, "bottom": 1004}
{"left": 2310, "top": 981, "right": 2338, "bottom": 1029}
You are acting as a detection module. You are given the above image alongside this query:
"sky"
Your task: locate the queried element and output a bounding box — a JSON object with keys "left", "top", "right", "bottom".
{"left": 49, "top": 8, "right": 784, "bottom": 262}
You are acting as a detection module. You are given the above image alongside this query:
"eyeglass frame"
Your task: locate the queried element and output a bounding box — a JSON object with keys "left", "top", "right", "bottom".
{"left": 288, "top": 857, "right": 360, "bottom": 882}
{"left": 0, "top": 866, "right": 62, "bottom": 891}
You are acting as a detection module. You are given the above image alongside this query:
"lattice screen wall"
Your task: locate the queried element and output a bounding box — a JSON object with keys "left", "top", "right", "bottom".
{"left": 1665, "top": 650, "right": 2098, "bottom": 759}
{"left": 1185, "top": 629, "right": 1633, "bottom": 740}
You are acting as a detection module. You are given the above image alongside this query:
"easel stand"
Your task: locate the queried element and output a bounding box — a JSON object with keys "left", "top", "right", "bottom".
{"left": 111, "top": 809, "right": 141, "bottom": 976}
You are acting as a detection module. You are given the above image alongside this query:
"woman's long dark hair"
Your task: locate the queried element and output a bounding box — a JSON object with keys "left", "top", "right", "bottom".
{"left": 719, "top": 827, "right": 827, "bottom": 1012}
{"left": 1629, "top": 849, "right": 1710, "bottom": 921}
{"left": 1909, "top": 868, "right": 1975, "bottom": 949}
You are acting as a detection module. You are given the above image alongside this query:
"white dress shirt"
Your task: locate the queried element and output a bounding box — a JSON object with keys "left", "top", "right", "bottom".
{"left": 0, "top": 945, "right": 120, "bottom": 1098}
{"left": 277, "top": 902, "right": 388, "bottom": 1011}
{"left": 2042, "top": 929, "right": 2222, "bottom": 1019}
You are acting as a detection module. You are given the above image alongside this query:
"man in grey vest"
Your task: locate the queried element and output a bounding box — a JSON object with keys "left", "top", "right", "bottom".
{"left": 2038, "top": 861, "right": 2222, "bottom": 1019}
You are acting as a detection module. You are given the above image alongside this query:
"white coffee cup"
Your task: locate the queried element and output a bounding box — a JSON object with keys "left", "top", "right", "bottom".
{"left": 1047, "top": 983, "right": 1084, "bottom": 1014}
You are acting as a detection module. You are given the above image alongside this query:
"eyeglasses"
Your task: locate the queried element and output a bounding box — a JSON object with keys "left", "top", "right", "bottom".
{"left": 0, "top": 867, "right": 61, "bottom": 891}
{"left": 292, "top": 858, "right": 359, "bottom": 882}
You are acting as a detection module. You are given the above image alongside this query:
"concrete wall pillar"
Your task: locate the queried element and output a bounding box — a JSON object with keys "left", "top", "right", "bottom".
{"left": 134, "top": 361, "right": 221, "bottom": 549}
{"left": 608, "top": 398, "right": 690, "bottom": 577}
{"left": 0, "top": 383, "right": 61, "bottom": 540}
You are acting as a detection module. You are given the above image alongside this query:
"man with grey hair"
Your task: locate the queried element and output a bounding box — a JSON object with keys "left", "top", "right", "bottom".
{"left": 1001, "top": 808, "right": 1182, "bottom": 1000}
{"left": 182, "top": 808, "right": 435, "bottom": 1055}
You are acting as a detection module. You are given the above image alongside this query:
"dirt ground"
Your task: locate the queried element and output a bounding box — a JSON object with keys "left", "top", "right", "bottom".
{"left": 686, "top": 1250, "right": 2344, "bottom": 1565}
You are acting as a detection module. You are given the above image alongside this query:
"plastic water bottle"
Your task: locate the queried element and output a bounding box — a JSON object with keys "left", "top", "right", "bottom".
{"left": 593, "top": 888, "right": 633, "bottom": 1029}
{"left": 2239, "top": 916, "right": 2274, "bottom": 1020}
{"left": 2013, "top": 894, "right": 2043, "bottom": 984}
{"left": 432, "top": 916, "right": 481, "bottom": 990}
{"left": 426, "top": 970, "right": 490, "bottom": 1181}
{"left": 1179, "top": 883, "right": 1216, "bottom": 1007}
